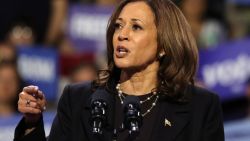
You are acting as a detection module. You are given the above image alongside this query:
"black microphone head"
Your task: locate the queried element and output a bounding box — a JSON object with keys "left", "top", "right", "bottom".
{"left": 123, "top": 96, "right": 140, "bottom": 110}
{"left": 90, "top": 88, "right": 112, "bottom": 135}
{"left": 122, "top": 95, "right": 142, "bottom": 137}
{"left": 91, "top": 88, "right": 112, "bottom": 106}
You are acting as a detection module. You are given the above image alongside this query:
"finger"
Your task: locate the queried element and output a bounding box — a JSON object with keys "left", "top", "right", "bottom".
{"left": 23, "top": 85, "right": 39, "bottom": 94}
{"left": 19, "top": 92, "right": 37, "bottom": 102}
{"left": 18, "top": 95, "right": 46, "bottom": 112}
{"left": 29, "top": 89, "right": 44, "bottom": 99}
{"left": 37, "top": 98, "right": 46, "bottom": 111}
{"left": 18, "top": 106, "right": 41, "bottom": 114}
{"left": 18, "top": 100, "right": 40, "bottom": 109}
{"left": 36, "top": 90, "right": 45, "bottom": 99}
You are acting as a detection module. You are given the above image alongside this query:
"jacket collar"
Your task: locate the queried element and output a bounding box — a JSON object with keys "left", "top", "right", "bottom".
{"left": 150, "top": 85, "right": 194, "bottom": 141}
{"left": 150, "top": 99, "right": 191, "bottom": 141}
{"left": 81, "top": 83, "right": 192, "bottom": 141}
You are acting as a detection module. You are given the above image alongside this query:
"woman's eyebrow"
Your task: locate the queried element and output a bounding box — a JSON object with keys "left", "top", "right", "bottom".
{"left": 116, "top": 17, "right": 144, "bottom": 24}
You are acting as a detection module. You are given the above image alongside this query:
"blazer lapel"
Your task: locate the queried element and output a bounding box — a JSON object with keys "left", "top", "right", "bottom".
{"left": 151, "top": 99, "right": 191, "bottom": 141}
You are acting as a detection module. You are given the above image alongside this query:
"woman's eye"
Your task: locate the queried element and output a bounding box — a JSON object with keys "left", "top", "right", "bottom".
{"left": 114, "top": 23, "right": 122, "bottom": 30}
{"left": 132, "top": 24, "right": 142, "bottom": 31}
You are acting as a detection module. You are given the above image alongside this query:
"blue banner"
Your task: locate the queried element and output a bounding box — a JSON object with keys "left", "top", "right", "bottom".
{"left": 198, "top": 38, "right": 250, "bottom": 101}
{"left": 17, "top": 47, "right": 58, "bottom": 101}
{"left": 67, "top": 4, "right": 113, "bottom": 52}
{"left": 0, "top": 112, "right": 55, "bottom": 141}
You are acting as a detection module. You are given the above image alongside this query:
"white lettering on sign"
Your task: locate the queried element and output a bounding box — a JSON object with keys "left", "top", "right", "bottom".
{"left": 69, "top": 13, "right": 109, "bottom": 41}
{"left": 202, "top": 54, "right": 250, "bottom": 89}
{"left": 18, "top": 54, "right": 55, "bottom": 82}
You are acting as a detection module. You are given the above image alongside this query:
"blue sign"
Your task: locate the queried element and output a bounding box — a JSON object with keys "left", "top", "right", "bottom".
{"left": 198, "top": 38, "right": 250, "bottom": 101}
{"left": 0, "top": 112, "right": 55, "bottom": 140}
{"left": 67, "top": 4, "right": 113, "bottom": 52}
{"left": 17, "top": 47, "right": 58, "bottom": 101}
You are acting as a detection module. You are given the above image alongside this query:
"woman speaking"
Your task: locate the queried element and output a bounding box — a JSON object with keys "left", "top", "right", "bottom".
{"left": 14, "top": 0, "right": 224, "bottom": 141}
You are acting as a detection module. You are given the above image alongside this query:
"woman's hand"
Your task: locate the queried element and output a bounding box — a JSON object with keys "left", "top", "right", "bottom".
{"left": 18, "top": 85, "right": 46, "bottom": 125}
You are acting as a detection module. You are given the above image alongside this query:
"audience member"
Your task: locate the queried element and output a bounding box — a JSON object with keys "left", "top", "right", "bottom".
{"left": 0, "top": 43, "right": 17, "bottom": 63}
{"left": 6, "top": 22, "right": 35, "bottom": 46}
{"left": 176, "top": 0, "right": 227, "bottom": 49}
{"left": 45, "top": 0, "right": 68, "bottom": 46}
{"left": 69, "top": 63, "right": 97, "bottom": 83}
{"left": 0, "top": 61, "right": 22, "bottom": 117}
{"left": 0, "top": 0, "right": 50, "bottom": 44}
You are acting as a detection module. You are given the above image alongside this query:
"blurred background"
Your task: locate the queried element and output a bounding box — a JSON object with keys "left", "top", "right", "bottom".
{"left": 0, "top": 0, "right": 249, "bottom": 140}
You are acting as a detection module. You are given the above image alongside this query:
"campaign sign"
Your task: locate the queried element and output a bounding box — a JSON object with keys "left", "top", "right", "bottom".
{"left": 0, "top": 112, "right": 55, "bottom": 141}
{"left": 67, "top": 4, "right": 113, "bottom": 52}
{"left": 17, "top": 47, "right": 58, "bottom": 101}
{"left": 198, "top": 38, "right": 250, "bottom": 101}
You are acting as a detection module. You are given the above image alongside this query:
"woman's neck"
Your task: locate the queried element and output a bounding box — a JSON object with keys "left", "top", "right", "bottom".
{"left": 119, "top": 62, "right": 159, "bottom": 96}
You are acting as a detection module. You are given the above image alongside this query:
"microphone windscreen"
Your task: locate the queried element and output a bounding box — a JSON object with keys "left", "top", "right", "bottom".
{"left": 123, "top": 96, "right": 140, "bottom": 109}
{"left": 91, "top": 89, "right": 112, "bottom": 104}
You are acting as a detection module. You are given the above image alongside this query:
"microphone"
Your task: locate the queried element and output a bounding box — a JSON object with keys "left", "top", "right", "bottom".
{"left": 90, "top": 89, "right": 111, "bottom": 135}
{"left": 122, "top": 96, "right": 142, "bottom": 138}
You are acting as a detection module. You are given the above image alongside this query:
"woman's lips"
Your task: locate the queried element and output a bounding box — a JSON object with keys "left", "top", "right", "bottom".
{"left": 115, "top": 46, "right": 129, "bottom": 58}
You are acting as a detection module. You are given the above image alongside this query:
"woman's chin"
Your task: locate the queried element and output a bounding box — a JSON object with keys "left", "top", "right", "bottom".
{"left": 115, "top": 63, "right": 130, "bottom": 69}
{"left": 115, "top": 64, "right": 143, "bottom": 73}
{"left": 114, "top": 59, "right": 130, "bottom": 69}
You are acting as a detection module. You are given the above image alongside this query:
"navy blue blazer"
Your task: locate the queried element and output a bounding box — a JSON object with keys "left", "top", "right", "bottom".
{"left": 14, "top": 82, "right": 224, "bottom": 141}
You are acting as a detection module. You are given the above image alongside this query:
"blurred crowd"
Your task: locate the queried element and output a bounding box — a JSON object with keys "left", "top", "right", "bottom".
{"left": 0, "top": 0, "right": 250, "bottom": 119}
{"left": 0, "top": 0, "right": 118, "bottom": 117}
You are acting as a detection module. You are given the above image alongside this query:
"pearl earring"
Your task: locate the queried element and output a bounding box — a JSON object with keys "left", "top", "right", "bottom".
{"left": 159, "top": 53, "right": 165, "bottom": 58}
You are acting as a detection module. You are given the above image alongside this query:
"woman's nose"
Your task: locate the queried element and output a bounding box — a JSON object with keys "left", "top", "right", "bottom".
{"left": 118, "top": 28, "right": 129, "bottom": 41}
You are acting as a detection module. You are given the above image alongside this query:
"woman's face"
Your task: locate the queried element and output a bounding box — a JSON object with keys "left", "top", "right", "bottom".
{"left": 0, "top": 66, "right": 19, "bottom": 103}
{"left": 113, "top": 1, "right": 158, "bottom": 71}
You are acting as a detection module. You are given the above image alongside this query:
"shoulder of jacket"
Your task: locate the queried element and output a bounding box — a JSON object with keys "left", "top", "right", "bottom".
{"left": 190, "top": 85, "right": 221, "bottom": 106}
{"left": 67, "top": 81, "right": 92, "bottom": 90}
{"left": 62, "top": 81, "right": 93, "bottom": 101}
